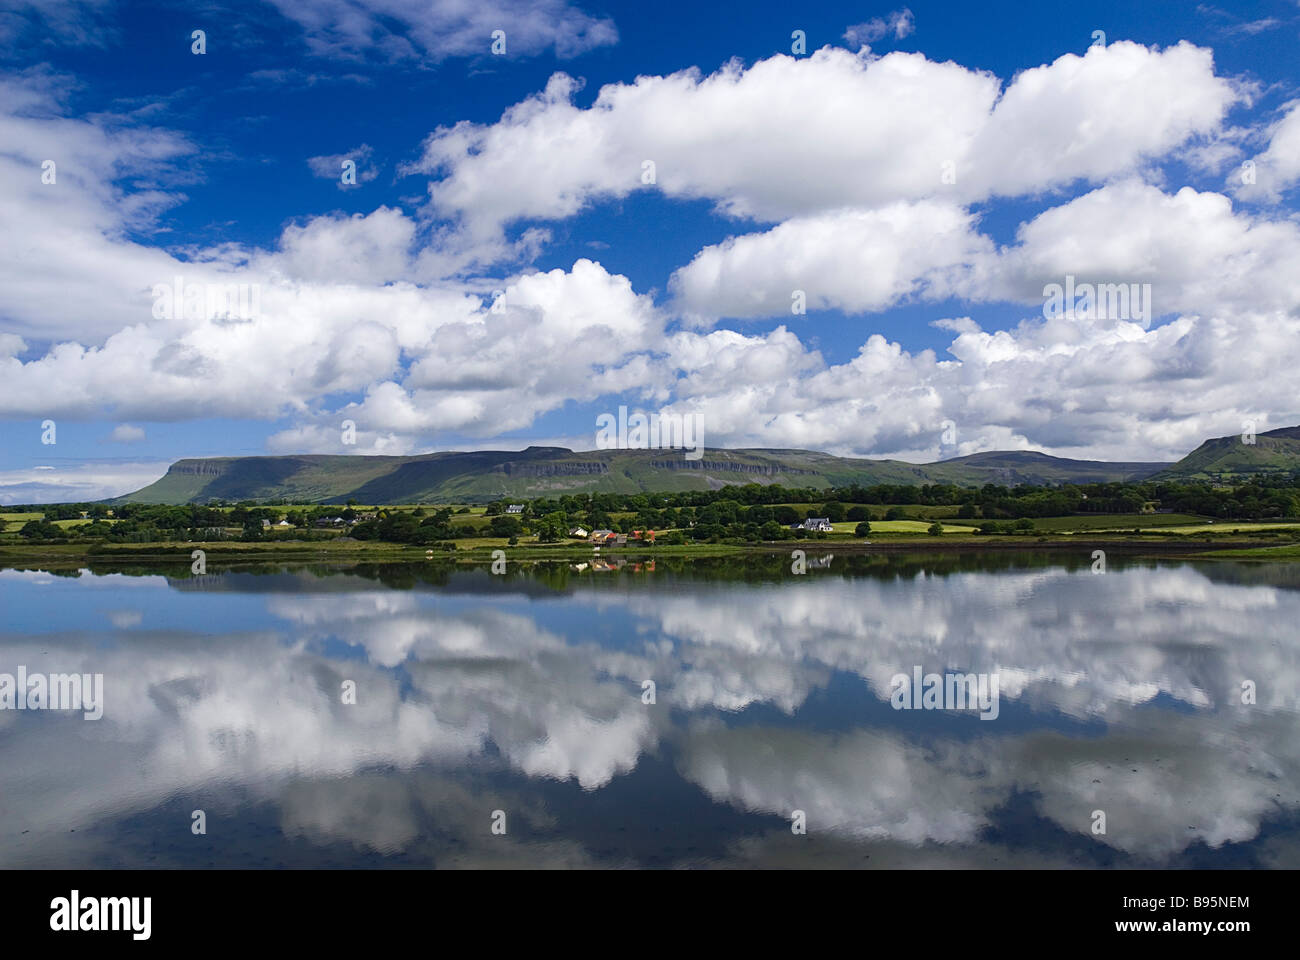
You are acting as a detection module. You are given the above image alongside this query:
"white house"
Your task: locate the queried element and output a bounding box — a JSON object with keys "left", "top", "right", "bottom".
{"left": 795, "top": 518, "right": 834, "bottom": 533}
{"left": 506, "top": 504, "right": 525, "bottom": 514}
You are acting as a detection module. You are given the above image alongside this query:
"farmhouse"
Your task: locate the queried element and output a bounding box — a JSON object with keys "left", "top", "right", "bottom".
{"left": 794, "top": 518, "right": 834, "bottom": 533}
{"left": 506, "top": 504, "right": 525, "bottom": 514}
{"left": 569, "top": 526, "right": 589, "bottom": 538}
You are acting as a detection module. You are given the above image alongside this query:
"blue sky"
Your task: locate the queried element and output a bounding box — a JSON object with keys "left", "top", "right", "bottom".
{"left": 2, "top": 0, "right": 1300, "bottom": 501}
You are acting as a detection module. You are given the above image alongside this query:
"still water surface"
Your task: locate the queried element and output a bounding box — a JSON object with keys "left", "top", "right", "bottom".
{"left": 1, "top": 553, "right": 1297, "bottom": 868}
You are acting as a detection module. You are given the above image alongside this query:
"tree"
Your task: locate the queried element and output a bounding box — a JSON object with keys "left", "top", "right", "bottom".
{"left": 885, "top": 507, "right": 908, "bottom": 521}
{"left": 19, "top": 519, "right": 61, "bottom": 539}
{"left": 488, "top": 515, "right": 522, "bottom": 538}
{"left": 378, "top": 513, "right": 422, "bottom": 543}
{"left": 773, "top": 505, "right": 799, "bottom": 525}
{"left": 854, "top": 521, "right": 872, "bottom": 538}
{"left": 846, "top": 506, "right": 870, "bottom": 521}
{"left": 927, "top": 521, "right": 944, "bottom": 536}
{"left": 819, "top": 502, "right": 846, "bottom": 522}
{"left": 535, "top": 512, "right": 567, "bottom": 543}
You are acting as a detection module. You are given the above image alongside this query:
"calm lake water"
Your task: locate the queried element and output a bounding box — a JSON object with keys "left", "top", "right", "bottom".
{"left": 1, "top": 552, "right": 1297, "bottom": 868}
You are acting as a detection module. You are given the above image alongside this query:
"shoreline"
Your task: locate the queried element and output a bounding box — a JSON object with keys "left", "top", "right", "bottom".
{"left": 1, "top": 535, "right": 1295, "bottom": 568}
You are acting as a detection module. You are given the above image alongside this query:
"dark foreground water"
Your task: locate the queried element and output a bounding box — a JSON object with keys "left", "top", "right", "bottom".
{"left": 1, "top": 552, "right": 1297, "bottom": 868}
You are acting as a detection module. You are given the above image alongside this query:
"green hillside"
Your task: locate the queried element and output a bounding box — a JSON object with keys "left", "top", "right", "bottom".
{"left": 934, "top": 450, "right": 1168, "bottom": 484}
{"left": 1153, "top": 426, "right": 1300, "bottom": 481}
{"left": 114, "top": 445, "right": 1178, "bottom": 505}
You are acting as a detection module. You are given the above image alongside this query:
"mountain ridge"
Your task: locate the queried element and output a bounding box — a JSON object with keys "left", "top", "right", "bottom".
{"left": 1149, "top": 425, "right": 1300, "bottom": 480}
{"left": 111, "top": 446, "right": 1171, "bottom": 505}
{"left": 112, "top": 426, "right": 1300, "bottom": 505}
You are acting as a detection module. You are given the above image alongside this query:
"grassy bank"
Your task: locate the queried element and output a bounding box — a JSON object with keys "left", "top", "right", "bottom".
{"left": 2, "top": 532, "right": 1296, "bottom": 567}
{"left": 1189, "top": 543, "right": 1300, "bottom": 560}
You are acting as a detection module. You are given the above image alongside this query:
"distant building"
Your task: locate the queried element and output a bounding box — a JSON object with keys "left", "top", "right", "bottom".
{"left": 795, "top": 518, "right": 834, "bottom": 533}
{"left": 569, "top": 526, "right": 589, "bottom": 538}
{"left": 506, "top": 504, "right": 525, "bottom": 514}
{"left": 590, "top": 529, "right": 614, "bottom": 541}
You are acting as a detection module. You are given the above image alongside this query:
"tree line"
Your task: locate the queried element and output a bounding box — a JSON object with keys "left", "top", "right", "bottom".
{"left": 5, "top": 475, "right": 1298, "bottom": 545}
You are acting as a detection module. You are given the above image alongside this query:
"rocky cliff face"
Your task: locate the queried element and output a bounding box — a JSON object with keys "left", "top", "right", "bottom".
{"left": 649, "top": 459, "right": 816, "bottom": 476}
{"left": 168, "top": 459, "right": 232, "bottom": 477}
{"left": 495, "top": 461, "right": 610, "bottom": 477}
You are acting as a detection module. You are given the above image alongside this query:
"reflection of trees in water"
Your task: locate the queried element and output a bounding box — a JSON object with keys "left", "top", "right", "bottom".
{"left": 53, "top": 550, "right": 1300, "bottom": 594}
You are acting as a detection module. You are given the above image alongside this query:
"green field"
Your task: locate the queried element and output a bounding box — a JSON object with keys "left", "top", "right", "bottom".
{"left": 1024, "top": 513, "right": 1207, "bottom": 532}
{"left": 1200, "top": 543, "right": 1300, "bottom": 559}
{"left": 1153, "top": 522, "right": 1300, "bottom": 534}
{"left": 831, "top": 520, "right": 977, "bottom": 534}
{"left": 784, "top": 503, "right": 961, "bottom": 520}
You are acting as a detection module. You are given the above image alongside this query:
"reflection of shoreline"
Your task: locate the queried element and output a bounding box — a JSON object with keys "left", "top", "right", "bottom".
{"left": 571, "top": 558, "right": 657, "bottom": 573}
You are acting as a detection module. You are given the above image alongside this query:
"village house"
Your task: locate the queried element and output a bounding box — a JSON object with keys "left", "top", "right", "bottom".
{"left": 590, "top": 529, "right": 614, "bottom": 541}
{"left": 506, "top": 504, "right": 525, "bottom": 514}
{"left": 794, "top": 518, "right": 835, "bottom": 533}
{"left": 569, "top": 526, "right": 589, "bottom": 538}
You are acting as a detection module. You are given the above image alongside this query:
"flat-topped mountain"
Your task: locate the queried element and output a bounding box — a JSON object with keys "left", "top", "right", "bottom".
{"left": 114, "top": 445, "right": 1173, "bottom": 504}
{"left": 113, "top": 426, "right": 1300, "bottom": 505}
